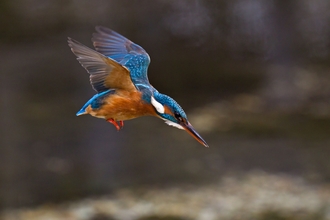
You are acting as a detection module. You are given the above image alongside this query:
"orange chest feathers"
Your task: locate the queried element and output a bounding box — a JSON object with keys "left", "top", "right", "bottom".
{"left": 86, "top": 90, "right": 156, "bottom": 121}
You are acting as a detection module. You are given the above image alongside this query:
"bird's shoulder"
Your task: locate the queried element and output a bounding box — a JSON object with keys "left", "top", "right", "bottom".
{"left": 122, "top": 54, "right": 150, "bottom": 85}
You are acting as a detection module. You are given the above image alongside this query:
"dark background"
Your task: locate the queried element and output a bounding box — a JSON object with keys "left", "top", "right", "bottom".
{"left": 1, "top": 0, "right": 330, "bottom": 212}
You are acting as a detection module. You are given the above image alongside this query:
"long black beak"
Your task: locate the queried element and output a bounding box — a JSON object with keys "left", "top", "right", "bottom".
{"left": 181, "top": 121, "right": 209, "bottom": 147}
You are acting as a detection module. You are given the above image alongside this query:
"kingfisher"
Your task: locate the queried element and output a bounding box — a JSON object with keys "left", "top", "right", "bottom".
{"left": 68, "top": 26, "right": 208, "bottom": 147}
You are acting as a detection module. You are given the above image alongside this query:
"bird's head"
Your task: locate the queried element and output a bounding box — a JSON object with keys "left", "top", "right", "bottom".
{"left": 150, "top": 93, "right": 208, "bottom": 147}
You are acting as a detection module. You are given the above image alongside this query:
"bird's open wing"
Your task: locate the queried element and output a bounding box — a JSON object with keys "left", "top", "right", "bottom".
{"left": 68, "top": 38, "right": 137, "bottom": 93}
{"left": 92, "top": 26, "right": 151, "bottom": 87}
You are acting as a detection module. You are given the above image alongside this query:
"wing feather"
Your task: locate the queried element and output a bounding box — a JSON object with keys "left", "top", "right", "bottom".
{"left": 68, "top": 37, "right": 136, "bottom": 92}
{"left": 92, "top": 26, "right": 150, "bottom": 63}
{"left": 92, "top": 26, "right": 151, "bottom": 87}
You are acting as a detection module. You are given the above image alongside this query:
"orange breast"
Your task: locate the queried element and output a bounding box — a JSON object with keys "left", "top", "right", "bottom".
{"left": 86, "top": 90, "right": 156, "bottom": 121}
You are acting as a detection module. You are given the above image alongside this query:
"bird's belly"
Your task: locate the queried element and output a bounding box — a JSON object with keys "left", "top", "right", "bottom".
{"left": 86, "top": 92, "right": 154, "bottom": 121}
{"left": 92, "top": 105, "right": 149, "bottom": 121}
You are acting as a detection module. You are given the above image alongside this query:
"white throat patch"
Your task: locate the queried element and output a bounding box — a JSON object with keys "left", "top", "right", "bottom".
{"left": 165, "top": 119, "right": 184, "bottom": 130}
{"left": 151, "top": 96, "right": 165, "bottom": 114}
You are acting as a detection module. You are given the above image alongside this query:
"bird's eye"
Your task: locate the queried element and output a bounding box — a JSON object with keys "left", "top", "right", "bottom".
{"left": 174, "top": 112, "right": 183, "bottom": 122}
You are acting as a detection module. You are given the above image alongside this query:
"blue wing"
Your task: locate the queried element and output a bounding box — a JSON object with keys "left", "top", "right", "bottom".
{"left": 92, "top": 26, "right": 151, "bottom": 88}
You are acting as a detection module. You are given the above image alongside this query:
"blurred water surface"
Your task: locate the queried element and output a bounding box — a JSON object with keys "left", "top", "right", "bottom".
{"left": 1, "top": 0, "right": 330, "bottom": 218}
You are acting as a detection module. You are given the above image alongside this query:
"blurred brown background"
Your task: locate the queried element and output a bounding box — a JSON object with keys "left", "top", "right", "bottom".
{"left": 1, "top": 0, "right": 330, "bottom": 219}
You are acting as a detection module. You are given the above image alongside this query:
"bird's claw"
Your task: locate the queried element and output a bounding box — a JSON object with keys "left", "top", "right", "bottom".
{"left": 107, "top": 119, "right": 124, "bottom": 131}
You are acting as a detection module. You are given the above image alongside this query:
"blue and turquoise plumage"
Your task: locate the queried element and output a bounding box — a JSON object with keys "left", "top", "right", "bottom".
{"left": 68, "top": 26, "right": 208, "bottom": 147}
{"left": 92, "top": 26, "right": 151, "bottom": 88}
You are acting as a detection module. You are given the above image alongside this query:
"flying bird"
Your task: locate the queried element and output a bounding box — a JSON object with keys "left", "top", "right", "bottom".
{"left": 68, "top": 26, "right": 208, "bottom": 147}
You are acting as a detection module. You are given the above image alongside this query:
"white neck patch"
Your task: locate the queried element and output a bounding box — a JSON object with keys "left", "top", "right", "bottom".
{"left": 151, "top": 96, "right": 165, "bottom": 114}
{"left": 165, "top": 119, "right": 184, "bottom": 130}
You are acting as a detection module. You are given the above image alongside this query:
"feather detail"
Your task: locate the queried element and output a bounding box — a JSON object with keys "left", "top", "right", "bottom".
{"left": 151, "top": 96, "right": 165, "bottom": 114}
{"left": 68, "top": 37, "right": 136, "bottom": 92}
{"left": 164, "top": 119, "right": 184, "bottom": 130}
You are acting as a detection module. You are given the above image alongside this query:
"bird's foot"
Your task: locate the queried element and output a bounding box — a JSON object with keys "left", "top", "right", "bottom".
{"left": 107, "top": 118, "right": 124, "bottom": 131}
